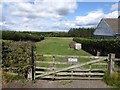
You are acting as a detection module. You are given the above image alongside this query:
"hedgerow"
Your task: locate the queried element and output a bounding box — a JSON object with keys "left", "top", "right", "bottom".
{"left": 2, "top": 31, "right": 44, "bottom": 42}
{"left": 73, "top": 38, "right": 120, "bottom": 57}
{"left": 2, "top": 40, "right": 34, "bottom": 81}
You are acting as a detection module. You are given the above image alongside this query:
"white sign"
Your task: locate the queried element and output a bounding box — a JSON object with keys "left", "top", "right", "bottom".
{"left": 68, "top": 58, "right": 78, "bottom": 62}
{"left": 75, "top": 43, "right": 81, "bottom": 50}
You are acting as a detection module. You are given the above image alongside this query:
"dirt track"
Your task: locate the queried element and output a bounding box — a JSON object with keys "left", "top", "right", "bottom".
{"left": 2, "top": 80, "right": 111, "bottom": 88}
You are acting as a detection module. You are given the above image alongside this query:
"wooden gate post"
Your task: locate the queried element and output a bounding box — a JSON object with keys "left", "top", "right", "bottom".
{"left": 28, "top": 46, "right": 35, "bottom": 80}
{"left": 31, "top": 46, "right": 35, "bottom": 80}
{"left": 108, "top": 53, "right": 115, "bottom": 77}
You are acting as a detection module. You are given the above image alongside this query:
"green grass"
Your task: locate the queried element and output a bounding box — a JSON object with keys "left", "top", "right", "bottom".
{"left": 36, "top": 56, "right": 53, "bottom": 61}
{"left": 55, "top": 64, "right": 71, "bottom": 68}
{"left": 36, "top": 56, "right": 92, "bottom": 63}
{"left": 35, "top": 37, "right": 91, "bottom": 56}
{"left": 36, "top": 63, "right": 51, "bottom": 67}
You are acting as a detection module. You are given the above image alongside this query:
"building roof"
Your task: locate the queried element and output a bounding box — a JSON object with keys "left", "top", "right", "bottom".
{"left": 103, "top": 18, "right": 119, "bottom": 34}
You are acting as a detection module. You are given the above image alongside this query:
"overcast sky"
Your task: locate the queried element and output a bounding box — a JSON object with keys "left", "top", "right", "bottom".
{"left": 0, "top": 0, "right": 119, "bottom": 32}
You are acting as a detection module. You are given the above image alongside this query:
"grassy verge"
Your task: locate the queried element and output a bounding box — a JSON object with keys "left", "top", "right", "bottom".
{"left": 103, "top": 71, "right": 120, "bottom": 88}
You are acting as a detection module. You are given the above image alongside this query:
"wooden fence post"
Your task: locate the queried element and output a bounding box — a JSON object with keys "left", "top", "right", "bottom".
{"left": 97, "top": 51, "right": 100, "bottom": 56}
{"left": 89, "top": 64, "right": 91, "bottom": 79}
{"left": 71, "top": 63, "right": 74, "bottom": 78}
{"left": 52, "top": 56, "right": 55, "bottom": 80}
{"left": 108, "top": 53, "right": 115, "bottom": 77}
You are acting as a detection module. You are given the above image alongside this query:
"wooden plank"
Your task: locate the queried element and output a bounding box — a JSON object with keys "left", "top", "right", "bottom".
{"left": 35, "top": 69, "right": 105, "bottom": 76}
{"left": 36, "top": 54, "right": 107, "bottom": 59}
{"left": 70, "top": 69, "right": 106, "bottom": 72}
{"left": 35, "top": 69, "right": 105, "bottom": 74}
{"left": 36, "top": 66, "right": 52, "bottom": 70}
{"left": 36, "top": 61, "right": 69, "bottom": 65}
{"left": 36, "top": 59, "right": 106, "bottom": 78}
{"left": 36, "top": 61, "right": 107, "bottom": 65}
{"left": 114, "top": 59, "right": 120, "bottom": 62}
{"left": 35, "top": 71, "right": 44, "bottom": 74}
{"left": 35, "top": 67, "right": 106, "bottom": 72}
{"left": 55, "top": 72, "right": 104, "bottom": 76}
{"left": 36, "top": 76, "right": 103, "bottom": 80}
{"left": 92, "top": 63, "right": 107, "bottom": 65}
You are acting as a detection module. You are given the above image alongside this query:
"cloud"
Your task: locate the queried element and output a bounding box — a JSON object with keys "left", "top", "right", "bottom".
{"left": 0, "top": 22, "right": 4, "bottom": 26}
{"left": 9, "top": 0, "right": 77, "bottom": 20}
{"left": 1, "top": 0, "right": 77, "bottom": 32}
{"left": 75, "top": 9, "right": 118, "bottom": 27}
{"left": 1, "top": 1, "right": 119, "bottom": 32}
{"left": 75, "top": 10, "right": 104, "bottom": 26}
{"left": 16, "top": 3, "right": 34, "bottom": 12}
{"left": 105, "top": 11, "right": 118, "bottom": 18}
{"left": 77, "top": 0, "right": 118, "bottom": 2}
{"left": 111, "top": 3, "right": 118, "bottom": 11}
{"left": 0, "top": 4, "right": 2, "bottom": 20}
{"left": 1, "top": 0, "right": 30, "bottom": 3}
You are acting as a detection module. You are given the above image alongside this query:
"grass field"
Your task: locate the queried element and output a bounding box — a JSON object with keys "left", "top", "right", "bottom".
{"left": 35, "top": 37, "right": 107, "bottom": 69}
{"left": 35, "top": 37, "right": 98, "bottom": 69}
{"left": 35, "top": 37, "right": 91, "bottom": 56}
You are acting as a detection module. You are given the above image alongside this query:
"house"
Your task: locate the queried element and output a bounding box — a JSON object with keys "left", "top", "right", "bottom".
{"left": 94, "top": 18, "right": 119, "bottom": 39}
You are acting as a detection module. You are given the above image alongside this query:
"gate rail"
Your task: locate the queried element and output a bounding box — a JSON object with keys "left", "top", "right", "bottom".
{"left": 34, "top": 53, "right": 109, "bottom": 80}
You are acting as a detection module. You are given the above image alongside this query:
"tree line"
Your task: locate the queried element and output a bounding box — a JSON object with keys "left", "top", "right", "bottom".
{"left": 68, "top": 28, "right": 95, "bottom": 38}
{"left": 2, "top": 28, "right": 95, "bottom": 41}
{"left": 2, "top": 31, "right": 44, "bottom": 42}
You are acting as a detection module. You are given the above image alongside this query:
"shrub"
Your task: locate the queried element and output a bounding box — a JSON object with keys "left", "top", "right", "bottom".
{"left": 103, "top": 71, "right": 120, "bottom": 88}
{"left": 2, "top": 41, "right": 34, "bottom": 80}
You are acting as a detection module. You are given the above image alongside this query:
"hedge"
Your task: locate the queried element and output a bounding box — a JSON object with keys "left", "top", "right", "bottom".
{"left": 2, "top": 40, "right": 34, "bottom": 79}
{"left": 2, "top": 31, "right": 44, "bottom": 42}
{"left": 73, "top": 38, "right": 120, "bottom": 57}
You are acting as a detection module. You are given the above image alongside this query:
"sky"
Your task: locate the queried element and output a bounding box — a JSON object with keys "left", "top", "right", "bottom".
{"left": 0, "top": 0, "right": 119, "bottom": 32}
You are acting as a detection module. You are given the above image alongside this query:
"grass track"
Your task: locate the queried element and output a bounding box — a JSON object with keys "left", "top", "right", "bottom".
{"left": 35, "top": 37, "right": 91, "bottom": 56}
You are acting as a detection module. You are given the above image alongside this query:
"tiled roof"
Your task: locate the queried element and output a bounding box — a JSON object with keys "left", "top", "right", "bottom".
{"left": 104, "top": 18, "right": 119, "bottom": 34}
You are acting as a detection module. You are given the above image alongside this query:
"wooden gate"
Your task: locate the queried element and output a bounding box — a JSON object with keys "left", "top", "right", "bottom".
{"left": 34, "top": 54, "right": 108, "bottom": 80}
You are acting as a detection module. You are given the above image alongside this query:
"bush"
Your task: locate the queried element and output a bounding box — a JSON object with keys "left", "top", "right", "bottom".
{"left": 103, "top": 71, "right": 120, "bottom": 88}
{"left": 2, "top": 41, "right": 34, "bottom": 79}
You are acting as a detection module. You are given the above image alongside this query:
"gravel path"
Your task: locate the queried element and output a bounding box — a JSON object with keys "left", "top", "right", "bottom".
{"left": 2, "top": 80, "right": 111, "bottom": 88}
